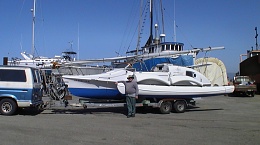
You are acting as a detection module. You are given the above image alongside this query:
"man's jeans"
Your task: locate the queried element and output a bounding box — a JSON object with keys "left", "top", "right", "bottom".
{"left": 126, "top": 95, "right": 136, "bottom": 116}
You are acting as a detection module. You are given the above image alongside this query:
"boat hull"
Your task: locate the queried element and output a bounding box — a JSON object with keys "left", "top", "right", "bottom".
{"left": 138, "top": 85, "right": 234, "bottom": 99}
{"left": 63, "top": 78, "right": 123, "bottom": 99}
{"left": 240, "top": 55, "right": 260, "bottom": 91}
{"left": 117, "top": 83, "right": 234, "bottom": 99}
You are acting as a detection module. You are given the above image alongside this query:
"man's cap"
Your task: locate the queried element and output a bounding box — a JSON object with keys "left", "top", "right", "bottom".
{"left": 127, "top": 75, "right": 134, "bottom": 79}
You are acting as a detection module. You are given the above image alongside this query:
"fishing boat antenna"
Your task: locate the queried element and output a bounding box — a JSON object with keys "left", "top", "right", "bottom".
{"left": 255, "top": 27, "right": 258, "bottom": 50}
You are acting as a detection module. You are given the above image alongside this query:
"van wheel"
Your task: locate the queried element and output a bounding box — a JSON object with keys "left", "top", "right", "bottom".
{"left": 173, "top": 100, "right": 187, "bottom": 113}
{"left": 0, "top": 99, "right": 17, "bottom": 115}
{"left": 159, "top": 101, "right": 172, "bottom": 114}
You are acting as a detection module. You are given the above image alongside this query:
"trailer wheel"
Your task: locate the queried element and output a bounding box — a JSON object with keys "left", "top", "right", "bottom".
{"left": 159, "top": 101, "right": 172, "bottom": 114}
{"left": 0, "top": 98, "right": 17, "bottom": 115}
{"left": 173, "top": 100, "right": 187, "bottom": 113}
{"left": 246, "top": 91, "right": 255, "bottom": 97}
{"left": 250, "top": 92, "right": 255, "bottom": 97}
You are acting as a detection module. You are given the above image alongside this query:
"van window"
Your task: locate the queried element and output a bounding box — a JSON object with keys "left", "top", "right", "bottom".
{"left": 0, "top": 69, "right": 26, "bottom": 82}
{"left": 35, "top": 70, "right": 41, "bottom": 83}
{"left": 31, "top": 69, "right": 41, "bottom": 83}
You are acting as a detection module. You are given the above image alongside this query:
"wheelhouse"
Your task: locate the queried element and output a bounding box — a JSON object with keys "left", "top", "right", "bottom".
{"left": 142, "top": 42, "right": 184, "bottom": 54}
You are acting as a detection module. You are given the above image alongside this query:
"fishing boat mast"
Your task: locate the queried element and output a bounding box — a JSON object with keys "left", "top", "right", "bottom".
{"left": 149, "top": 0, "right": 153, "bottom": 46}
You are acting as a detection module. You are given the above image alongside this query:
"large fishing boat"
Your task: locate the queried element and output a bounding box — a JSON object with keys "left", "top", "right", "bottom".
{"left": 240, "top": 27, "right": 260, "bottom": 92}
{"left": 120, "top": 0, "right": 195, "bottom": 71}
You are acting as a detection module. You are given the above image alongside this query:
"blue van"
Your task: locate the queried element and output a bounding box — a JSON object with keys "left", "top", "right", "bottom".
{"left": 0, "top": 66, "right": 43, "bottom": 115}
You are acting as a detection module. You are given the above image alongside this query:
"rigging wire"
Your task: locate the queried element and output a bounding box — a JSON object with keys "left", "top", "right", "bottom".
{"left": 126, "top": 0, "right": 150, "bottom": 54}
{"left": 37, "top": 0, "right": 47, "bottom": 57}
{"left": 163, "top": 9, "right": 194, "bottom": 49}
{"left": 9, "top": 0, "right": 26, "bottom": 56}
{"left": 117, "top": 1, "right": 139, "bottom": 56}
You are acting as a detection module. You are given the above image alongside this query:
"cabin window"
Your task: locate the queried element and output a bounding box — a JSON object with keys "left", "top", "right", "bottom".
{"left": 186, "top": 71, "right": 194, "bottom": 77}
{"left": 144, "top": 48, "right": 148, "bottom": 53}
{"left": 0, "top": 69, "right": 26, "bottom": 82}
{"left": 158, "top": 66, "right": 163, "bottom": 71}
{"left": 171, "top": 45, "right": 175, "bottom": 51}
{"left": 180, "top": 45, "right": 183, "bottom": 51}
{"left": 162, "top": 45, "right": 165, "bottom": 51}
{"left": 149, "top": 47, "right": 155, "bottom": 53}
{"left": 176, "top": 45, "right": 179, "bottom": 51}
{"left": 166, "top": 45, "right": 170, "bottom": 50}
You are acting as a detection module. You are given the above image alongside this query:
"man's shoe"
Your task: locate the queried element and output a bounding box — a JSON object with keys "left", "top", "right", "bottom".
{"left": 127, "top": 115, "right": 131, "bottom": 118}
{"left": 131, "top": 114, "right": 135, "bottom": 117}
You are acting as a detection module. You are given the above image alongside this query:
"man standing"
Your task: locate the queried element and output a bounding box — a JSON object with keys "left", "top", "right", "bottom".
{"left": 117, "top": 75, "right": 139, "bottom": 118}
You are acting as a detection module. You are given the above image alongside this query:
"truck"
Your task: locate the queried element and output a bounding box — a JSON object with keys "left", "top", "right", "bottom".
{"left": 0, "top": 66, "right": 44, "bottom": 115}
{"left": 232, "top": 76, "right": 257, "bottom": 97}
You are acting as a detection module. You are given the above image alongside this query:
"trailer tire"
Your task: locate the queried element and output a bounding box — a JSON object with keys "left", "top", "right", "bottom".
{"left": 246, "top": 91, "right": 255, "bottom": 97}
{"left": 159, "top": 101, "right": 172, "bottom": 114}
{"left": 251, "top": 92, "right": 255, "bottom": 97}
{"left": 0, "top": 98, "right": 17, "bottom": 115}
{"left": 173, "top": 100, "right": 186, "bottom": 113}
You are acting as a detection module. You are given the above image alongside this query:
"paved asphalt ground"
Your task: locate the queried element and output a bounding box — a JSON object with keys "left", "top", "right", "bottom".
{"left": 0, "top": 95, "right": 259, "bottom": 145}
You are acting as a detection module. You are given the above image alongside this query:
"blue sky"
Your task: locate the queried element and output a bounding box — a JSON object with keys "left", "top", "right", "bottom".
{"left": 0, "top": 0, "right": 259, "bottom": 73}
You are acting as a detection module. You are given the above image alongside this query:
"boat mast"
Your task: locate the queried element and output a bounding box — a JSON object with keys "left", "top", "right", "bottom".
{"left": 149, "top": 0, "right": 153, "bottom": 45}
{"left": 31, "top": 0, "right": 36, "bottom": 58}
{"left": 160, "top": 0, "right": 165, "bottom": 35}
{"left": 78, "top": 23, "right": 80, "bottom": 60}
{"left": 173, "top": 0, "right": 176, "bottom": 42}
{"left": 255, "top": 27, "right": 258, "bottom": 50}
{"left": 136, "top": 0, "right": 143, "bottom": 55}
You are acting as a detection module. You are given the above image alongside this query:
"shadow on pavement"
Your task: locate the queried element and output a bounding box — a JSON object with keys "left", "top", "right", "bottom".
{"left": 16, "top": 108, "right": 44, "bottom": 116}
{"left": 43, "top": 107, "right": 127, "bottom": 115}
{"left": 186, "top": 108, "right": 223, "bottom": 112}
